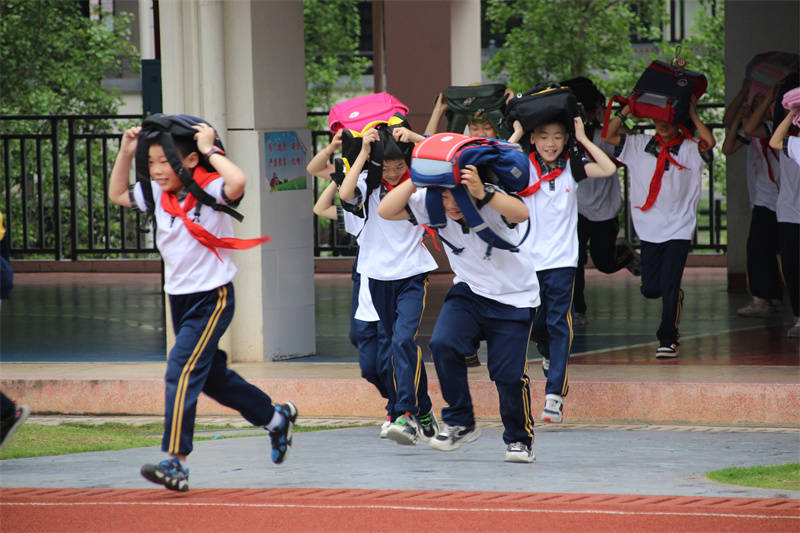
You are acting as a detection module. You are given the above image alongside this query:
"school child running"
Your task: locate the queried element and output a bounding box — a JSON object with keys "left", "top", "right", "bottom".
{"left": 379, "top": 161, "right": 539, "bottom": 462}
{"left": 565, "top": 79, "right": 641, "bottom": 326}
{"left": 109, "top": 120, "right": 297, "bottom": 491}
{"left": 723, "top": 79, "right": 783, "bottom": 316}
{"left": 312, "top": 179, "right": 395, "bottom": 435}
{"left": 768, "top": 87, "right": 800, "bottom": 337}
{"left": 509, "top": 114, "right": 617, "bottom": 423}
{"left": 604, "top": 95, "right": 716, "bottom": 357}
{"left": 338, "top": 127, "right": 440, "bottom": 445}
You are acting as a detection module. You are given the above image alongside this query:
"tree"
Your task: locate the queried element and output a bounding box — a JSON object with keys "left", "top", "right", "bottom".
{"left": 303, "top": 0, "right": 370, "bottom": 130}
{"left": 0, "top": 0, "right": 140, "bottom": 116}
{"left": 485, "top": 0, "right": 666, "bottom": 97}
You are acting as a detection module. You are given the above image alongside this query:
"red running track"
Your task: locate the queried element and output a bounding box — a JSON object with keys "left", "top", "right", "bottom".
{"left": 2, "top": 488, "right": 798, "bottom": 533}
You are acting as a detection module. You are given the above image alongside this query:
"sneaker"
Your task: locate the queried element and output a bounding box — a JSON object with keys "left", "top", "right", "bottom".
{"left": 656, "top": 343, "right": 679, "bottom": 358}
{"left": 417, "top": 410, "right": 439, "bottom": 443}
{"left": 429, "top": 423, "right": 482, "bottom": 451}
{"left": 379, "top": 418, "right": 392, "bottom": 439}
{"left": 572, "top": 312, "right": 588, "bottom": 326}
{"left": 464, "top": 353, "right": 482, "bottom": 367}
{"left": 384, "top": 413, "right": 418, "bottom": 445}
{"left": 541, "top": 357, "right": 550, "bottom": 379}
{"left": 268, "top": 402, "right": 298, "bottom": 464}
{"left": 541, "top": 394, "right": 563, "bottom": 423}
{"left": 788, "top": 317, "right": 800, "bottom": 338}
{"left": 0, "top": 404, "right": 30, "bottom": 452}
{"left": 504, "top": 442, "right": 535, "bottom": 463}
{"left": 737, "top": 297, "right": 770, "bottom": 318}
{"left": 141, "top": 457, "right": 189, "bottom": 492}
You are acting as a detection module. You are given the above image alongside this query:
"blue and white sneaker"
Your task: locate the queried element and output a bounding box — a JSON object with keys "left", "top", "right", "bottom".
{"left": 141, "top": 457, "right": 189, "bottom": 491}
{"left": 268, "top": 402, "right": 298, "bottom": 464}
{"left": 541, "top": 393, "right": 563, "bottom": 423}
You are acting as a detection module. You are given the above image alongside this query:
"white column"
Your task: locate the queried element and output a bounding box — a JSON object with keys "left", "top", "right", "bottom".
{"left": 157, "top": 0, "right": 314, "bottom": 361}
{"left": 137, "top": 0, "right": 156, "bottom": 60}
{"left": 449, "top": 0, "right": 482, "bottom": 85}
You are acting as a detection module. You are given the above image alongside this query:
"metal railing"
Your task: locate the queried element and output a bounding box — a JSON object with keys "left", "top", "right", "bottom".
{"left": 1, "top": 114, "right": 155, "bottom": 260}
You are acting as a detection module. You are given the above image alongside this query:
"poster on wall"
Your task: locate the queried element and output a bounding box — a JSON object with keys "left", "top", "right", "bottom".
{"left": 265, "top": 131, "right": 307, "bottom": 192}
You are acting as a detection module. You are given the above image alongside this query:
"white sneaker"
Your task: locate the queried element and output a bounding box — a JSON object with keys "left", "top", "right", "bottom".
{"left": 428, "top": 423, "right": 482, "bottom": 451}
{"left": 504, "top": 442, "right": 535, "bottom": 463}
{"left": 788, "top": 317, "right": 800, "bottom": 338}
{"left": 379, "top": 419, "right": 391, "bottom": 439}
{"left": 737, "top": 298, "right": 770, "bottom": 318}
{"left": 541, "top": 394, "right": 564, "bottom": 423}
{"left": 384, "top": 414, "right": 418, "bottom": 445}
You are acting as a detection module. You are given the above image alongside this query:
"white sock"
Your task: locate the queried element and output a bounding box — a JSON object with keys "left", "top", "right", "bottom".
{"left": 265, "top": 409, "right": 284, "bottom": 431}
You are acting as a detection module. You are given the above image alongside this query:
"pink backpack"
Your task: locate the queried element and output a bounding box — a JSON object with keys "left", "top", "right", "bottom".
{"left": 328, "top": 93, "right": 409, "bottom": 133}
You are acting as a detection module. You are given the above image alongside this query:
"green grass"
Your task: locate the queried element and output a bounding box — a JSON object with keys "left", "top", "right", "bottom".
{"left": 0, "top": 422, "right": 365, "bottom": 460}
{"left": 706, "top": 463, "right": 800, "bottom": 491}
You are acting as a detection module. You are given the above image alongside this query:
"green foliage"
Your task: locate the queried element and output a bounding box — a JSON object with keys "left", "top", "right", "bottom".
{"left": 0, "top": 0, "right": 140, "bottom": 116}
{"left": 707, "top": 463, "right": 800, "bottom": 491}
{"left": 484, "top": 0, "right": 667, "bottom": 97}
{"left": 304, "top": 0, "right": 370, "bottom": 130}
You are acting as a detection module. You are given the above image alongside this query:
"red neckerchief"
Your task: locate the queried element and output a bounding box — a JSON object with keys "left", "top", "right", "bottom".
{"left": 636, "top": 134, "right": 688, "bottom": 211}
{"left": 758, "top": 138, "right": 778, "bottom": 185}
{"left": 381, "top": 168, "right": 410, "bottom": 191}
{"left": 517, "top": 152, "right": 568, "bottom": 197}
{"left": 160, "top": 166, "right": 270, "bottom": 261}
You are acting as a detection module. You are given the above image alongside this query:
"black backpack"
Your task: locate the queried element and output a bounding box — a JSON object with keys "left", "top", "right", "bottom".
{"left": 442, "top": 83, "right": 511, "bottom": 139}
{"left": 135, "top": 114, "right": 243, "bottom": 222}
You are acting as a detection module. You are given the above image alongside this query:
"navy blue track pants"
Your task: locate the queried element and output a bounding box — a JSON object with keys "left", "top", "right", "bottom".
{"left": 164, "top": 283, "right": 273, "bottom": 455}
{"left": 639, "top": 239, "right": 690, "bottom": 346}
{"left": 369, "top": 273, "right": 432, "bottom": 417}
{"left": 532, "top": 267, "right": 576, "bottom": 397}
{"left": 430, "top": 282, "right": 534, "bottom": 446}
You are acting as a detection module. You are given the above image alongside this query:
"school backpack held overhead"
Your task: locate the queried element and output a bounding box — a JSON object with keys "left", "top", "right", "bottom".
{"left": 745, "top": 51, "right": 799, "bottom": 105}
{"left": 442, "top": 83, "right": 511, "bottom": 139}
{"left": 624, "top": 60, "right": 707, "bottom": 126}
{"left": 410, "top": 133, "right": 530, "bottom": 254}
{"left": 328, "top": 92, "right": 409, "bottom": 134}
{"left": 135, "top": 114, "right": 243, "bottom": 222}
{"left": 503, "top": 85, "right": 581, "bottom": 134}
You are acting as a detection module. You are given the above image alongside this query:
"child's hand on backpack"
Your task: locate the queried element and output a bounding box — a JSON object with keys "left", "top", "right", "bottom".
{"left": 193, "top": 123, "right": 217, "bottom": 155}
{"left": 361, "top": 128, "right": 379, "bottom": 154}
{"left": 120, "top": 126, "right": 141, "bottom": 158}
{"left": 460, "top": 165, "right": 484, "bottom": 199}
{"left": 573, "top": 117, "right": 588, "bottom": 143}
{"left": 330, "top": 129, "right": 343, "bottom": 150}
{"left": 392, "top": 127, "right": 424, "bottom": 144}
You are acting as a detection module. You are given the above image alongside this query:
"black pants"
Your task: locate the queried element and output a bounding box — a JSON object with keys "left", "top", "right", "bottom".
{"left": 574, "top": 215, "right": 633, "bottom": 314}
{"left": 778, "top": 222, "right": 799, "bottom": 316}
{"left": 746, "top": 206, "right": 783, "bottom": 300}
{"left": 640, "top": 240, "right": 690, "bottom": 346}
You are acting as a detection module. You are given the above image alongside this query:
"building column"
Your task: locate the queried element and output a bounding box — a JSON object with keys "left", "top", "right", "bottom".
{"left": 158, "top": 0, "right": 314, "bottom": 361}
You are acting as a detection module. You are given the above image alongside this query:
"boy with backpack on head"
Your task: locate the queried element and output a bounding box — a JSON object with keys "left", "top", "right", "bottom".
{"left": 338, "top": 125, "right": 440, "bottom": 446}
{"left": 109, "top": 117, "right": 297, "bottom": 492}
{"left": 603, "top": 90, "right": 716, "bottom": 357}
{"left": 507, "top": 91, "right": 617, "bottom": 424}
{"left": 378, "top": 158, "right": 539, "bottom": 463}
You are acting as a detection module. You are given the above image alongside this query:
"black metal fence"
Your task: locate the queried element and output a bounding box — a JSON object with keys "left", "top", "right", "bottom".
{"left": 1, "top": 107, "right": 727, "bottom": 261}
{"left": 0, "top": 114, "right": 156, "bottom": 260}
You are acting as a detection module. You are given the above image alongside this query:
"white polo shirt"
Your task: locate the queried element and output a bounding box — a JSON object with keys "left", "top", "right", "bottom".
{"left": 520, "top": 158, "right": 582, "bottom": 271}
{"left": 616, "top": 134, "right": 705, "bottom": 243}
{"left": 341, "top": 208, "right": 379, "bottom": 322}
{"left": 133, "top": 179, "right": 237, "bottom": 295}
{"left": 742, "top": 124, "right": 780, "bottom": 211}
{"left": 777, "top": 136, "right": 800, "bottom": 224}
{"left": 407, "top": 188, "right": 539, "bottom": 309}
{"left": 343, "top": 172, "right": 438, "bottom": 281}
{"left": 577, "top": 130, "right": 623, "bottom": 222}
